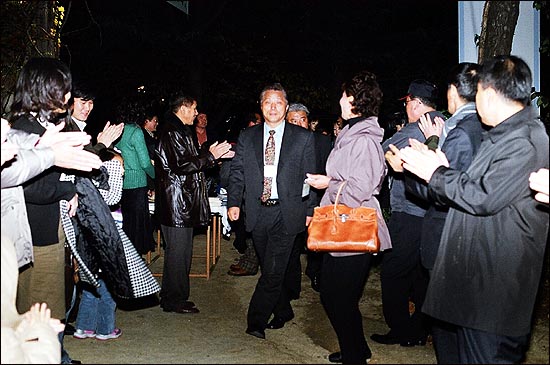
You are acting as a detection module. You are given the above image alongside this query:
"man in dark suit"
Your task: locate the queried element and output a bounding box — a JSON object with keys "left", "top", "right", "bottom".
{"left": 228, "top": 83, "right": 316, "bottom": 340}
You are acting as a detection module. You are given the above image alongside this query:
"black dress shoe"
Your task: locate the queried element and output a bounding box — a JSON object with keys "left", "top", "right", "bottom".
{"left": 328, "top": 351, "right": 343, "bottom": 363}
{"left": 245, "top": 327, "right": 265, "bottom": 339}
{"left": 267, "top": 316, "right": 292, "bottom": 330}
{"left": 184, "top": 300, "right": 195, "bottom": 308}
{"left": 227, "top": 265, "right": 256, "bottom": 276}
{"left": 328, "top": 350, "right": 372, "bottom": 364}
{"left": 161, "top": 300, "right": 195, "bottom": 309}
{"left": 163, "top": 304, "right": 200, "bottom": 314}
{"left": 370, "top": 332, "right": 400, "bottom": 345}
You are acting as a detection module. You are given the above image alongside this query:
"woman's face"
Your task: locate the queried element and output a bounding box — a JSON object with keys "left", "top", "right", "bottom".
{"left": 339, "top": 91, "right": 354, "bottom": 120}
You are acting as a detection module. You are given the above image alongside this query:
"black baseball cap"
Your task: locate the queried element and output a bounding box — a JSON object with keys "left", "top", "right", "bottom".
{"left": 399, "top": 79, "right": 438, "bottom": 101}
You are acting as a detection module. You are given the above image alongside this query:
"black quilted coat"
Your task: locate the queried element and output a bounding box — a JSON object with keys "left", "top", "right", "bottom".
{"left": 73, "top": 173, "right": 133, "bottom": 298}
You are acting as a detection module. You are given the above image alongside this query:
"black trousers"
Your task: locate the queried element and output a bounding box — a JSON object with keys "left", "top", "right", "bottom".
{"left": 159, "top": 225, "right": 193, "bottom": 309}
{"left": 457, "top": 326, "right": 529, "bottom": 364}
{"left": 380, "top": 211, "right": 429, "bottom": 340}
{"left": 121, "top": 187, "right": 155, "bottom": 255}
{"left": 248, "top": 205, "right": 298, "bottom": 330}
{"left": 320, "top": 253, "right": 372, "bottom": 365}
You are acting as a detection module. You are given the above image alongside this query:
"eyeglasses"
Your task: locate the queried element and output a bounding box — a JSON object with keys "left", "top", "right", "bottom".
{"left": 403, "top": 98, "right": 418, "bottom": 107}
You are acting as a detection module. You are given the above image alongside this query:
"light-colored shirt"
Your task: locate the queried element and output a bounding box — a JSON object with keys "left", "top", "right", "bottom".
{"left": 263, "top": 122, "right": 285, "bottom": 199}
{"left": 71, "top": 117, "right": 87, "bottom": 132}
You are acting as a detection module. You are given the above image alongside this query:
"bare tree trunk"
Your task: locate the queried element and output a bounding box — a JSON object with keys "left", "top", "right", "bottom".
{"left": 478, "top": 1, "right": 520, "bottom": 63}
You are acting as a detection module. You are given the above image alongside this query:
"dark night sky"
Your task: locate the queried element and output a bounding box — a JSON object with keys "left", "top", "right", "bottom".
{"left": 58, "top": 0, "right": 457, "bottom": 136}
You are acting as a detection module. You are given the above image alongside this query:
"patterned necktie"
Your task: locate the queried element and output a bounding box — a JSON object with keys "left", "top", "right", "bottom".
{"left": 261, "top": 130, "right": 276, "bottom": 202}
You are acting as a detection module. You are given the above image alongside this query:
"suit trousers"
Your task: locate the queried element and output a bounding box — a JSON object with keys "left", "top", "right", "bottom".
{"left": 457, "top": 326, "right": 528, "bottom": 364}
{"left": 380, "top": 211, "right": 429, "bottom": 341}
{"left": 320, "top": 253, "right": 372, "bottom": 364}
{"left": 160, "top": 225, "right": 193, "bottom": 309}
{"left": 248, "top": 205, "right": 298, "bottom": 329}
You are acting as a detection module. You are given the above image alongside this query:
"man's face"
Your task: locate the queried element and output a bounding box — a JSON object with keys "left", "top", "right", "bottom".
{"left": 196, "top": 113, "right": 208, "bottom": 128}
{"left": 261, "top": 90, "right": 288, "bottom": 125}
{"left": 72, "top": 97, "right": 94, "bottom": 121}
{"left": 180, "top": 101, "right": 198, "bottom": 125}
{"left": 145, "top": 116, "right": 158, "bottom": 132}
{"left": 403, "top": 97, "right": 422, "bottom": 122}
{"left": 286, "top": 110, "right": 308, "bottom": 129}
{"left": 475, "top": 83, "right": 494, "bottom": 126}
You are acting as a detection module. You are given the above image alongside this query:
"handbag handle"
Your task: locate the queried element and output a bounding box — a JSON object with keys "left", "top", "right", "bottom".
{"left": 333, "top": 181, "right": 347, "bottom": 215}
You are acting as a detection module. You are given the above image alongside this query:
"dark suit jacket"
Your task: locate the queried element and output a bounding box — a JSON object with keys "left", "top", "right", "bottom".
{"left": 228, "top": 122, "right": 317, "bottom": 235}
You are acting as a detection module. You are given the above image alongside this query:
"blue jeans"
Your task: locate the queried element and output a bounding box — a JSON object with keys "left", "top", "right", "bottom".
{"left": 75, "top": 279, "right": 116, "bottom": 335}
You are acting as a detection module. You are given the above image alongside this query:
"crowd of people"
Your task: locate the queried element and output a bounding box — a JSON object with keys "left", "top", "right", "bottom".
{"left": 1, "top": 54, "right": 548, "bottom": 365}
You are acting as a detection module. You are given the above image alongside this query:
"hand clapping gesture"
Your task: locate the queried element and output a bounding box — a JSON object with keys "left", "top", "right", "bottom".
{"left": 399, "top": 138, "right": 449, "bottom": 182}
{"left": 418, "top": 113, "right": 445, "bottom": 139}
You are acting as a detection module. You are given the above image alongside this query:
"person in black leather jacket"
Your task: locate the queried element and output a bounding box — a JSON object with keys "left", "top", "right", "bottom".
{"left": 154, "top": 93, "right": 233, "bottom": 314}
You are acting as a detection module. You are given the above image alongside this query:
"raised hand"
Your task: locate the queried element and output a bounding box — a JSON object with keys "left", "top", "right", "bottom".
{"left": 209, "top": 141, "right": 235, "bottom": 159}
{"left": 400, "top": 139, "right": 449, "bottom": 182}
{"left": 418, "top": 113, "right": 444, "bottom": 139}
{"left": 97, "top": 121, "right": 124, "bottom": 147}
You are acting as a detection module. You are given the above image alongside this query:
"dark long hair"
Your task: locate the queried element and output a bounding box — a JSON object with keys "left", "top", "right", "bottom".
{"left": 11, "top": 57, "right": 72, "bottom": 122}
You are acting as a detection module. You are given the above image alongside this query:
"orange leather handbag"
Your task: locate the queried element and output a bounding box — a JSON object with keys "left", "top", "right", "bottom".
{"left": 307, "top": 181, "right": 380, "bottom": 253}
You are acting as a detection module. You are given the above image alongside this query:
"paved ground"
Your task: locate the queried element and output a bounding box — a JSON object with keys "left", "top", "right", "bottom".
{"left": 64, "top": 233, "right": 549, "bottom": 364}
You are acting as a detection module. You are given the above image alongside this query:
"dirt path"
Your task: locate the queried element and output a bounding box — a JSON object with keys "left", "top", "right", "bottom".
{"left": 64, "top": 234, "right": 549, "bottom": 364}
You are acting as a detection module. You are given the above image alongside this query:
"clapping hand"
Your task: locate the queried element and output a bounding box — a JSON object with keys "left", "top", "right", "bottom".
{"left": 400, "top": 138, "right": 449, "bottom": 182}
{"left": 418, "top": 113, "right": 444, "bottom": 139}
{"left": 97, "top": 121, "right": 124, "bottom": 147}
{"left": 209, "top": 141, "right": 235, "bottom": 159}
{"left": 384, "top": 144, "right": 404, "bottom": 172}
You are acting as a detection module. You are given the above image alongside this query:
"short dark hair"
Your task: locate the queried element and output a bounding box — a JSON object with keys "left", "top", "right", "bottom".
{"left": 478, "top": 55, "right": 532, "bottom": 106}
{"left": 11, "top": 57, "right": 72, "bottom": 122}
{"left": 447, "top": 62, "right": 480, "bottom": 102}
{"left": 72, "top": 80, "right": 96, "bottom": 101}
{"left": 138, "top": 107, "right": 159, "bottom": 128}
{"left": 168, "top": 92, "right": 196, "bottom": 113}
{"left": 341, "top": 70, "right": 383, "bottom": 117}
{"left": 260, "top": 83, "right": 288, "bottom": 103}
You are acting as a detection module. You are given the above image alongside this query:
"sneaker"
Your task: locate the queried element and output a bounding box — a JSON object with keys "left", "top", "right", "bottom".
{"left": 73, "top": 329, "right": 96, "bottom": 339}
{"left": 96, "top": 328, "right": 122, "bottom": 340}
